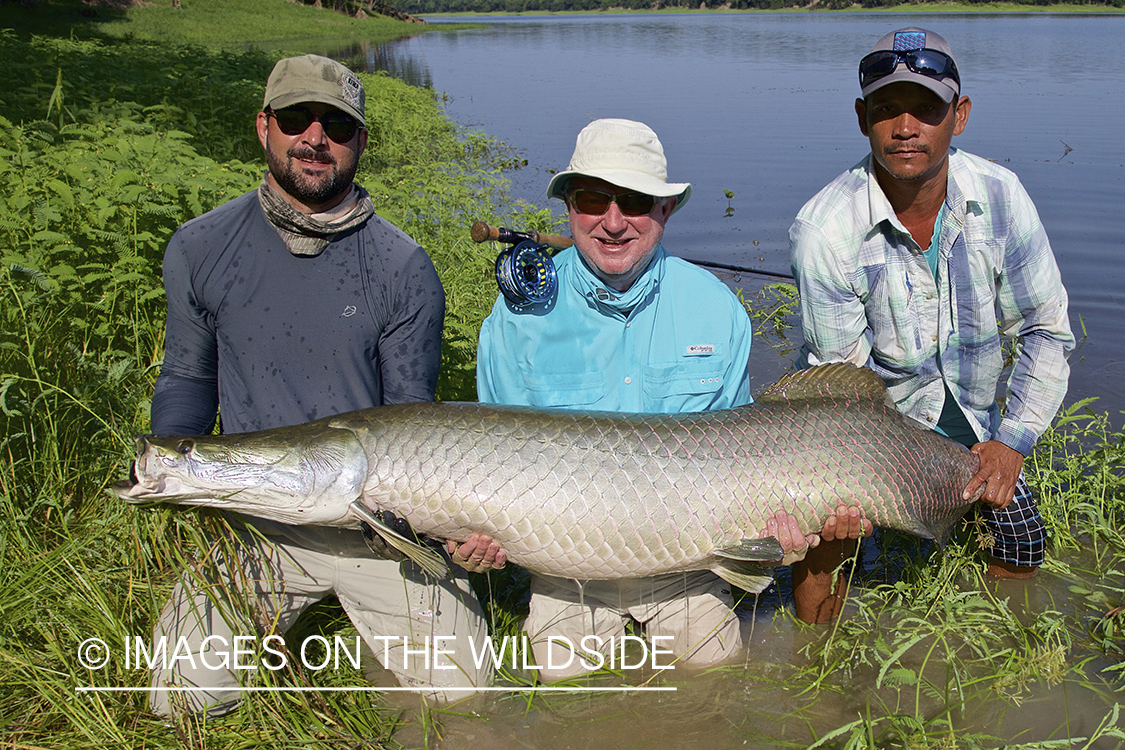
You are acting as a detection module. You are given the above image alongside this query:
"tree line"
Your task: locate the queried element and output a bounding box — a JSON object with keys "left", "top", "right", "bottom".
{"left": 393, "top": 0, "right": 1121, "bottom": 13}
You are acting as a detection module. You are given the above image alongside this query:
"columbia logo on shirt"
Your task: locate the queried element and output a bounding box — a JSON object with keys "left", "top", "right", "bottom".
{"left": 685, "top": 344, "right": 715, "bottom": 355}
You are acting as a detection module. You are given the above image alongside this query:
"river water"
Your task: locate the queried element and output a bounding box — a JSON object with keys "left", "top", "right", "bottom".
{"left": 325, "top": 13, "right": 1124, "bottom": 747}
{"left": 344, "top": 12, "right": 1125, "bottom": 422}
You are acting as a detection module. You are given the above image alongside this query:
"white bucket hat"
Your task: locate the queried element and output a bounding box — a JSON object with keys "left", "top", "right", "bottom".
{"left": 546, "top": 118, "right": 692, "bottom": 214}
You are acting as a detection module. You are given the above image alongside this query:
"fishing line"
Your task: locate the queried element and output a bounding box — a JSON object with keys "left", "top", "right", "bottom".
{"left": 472, "top": 222, "right": 794, "bottom": 310}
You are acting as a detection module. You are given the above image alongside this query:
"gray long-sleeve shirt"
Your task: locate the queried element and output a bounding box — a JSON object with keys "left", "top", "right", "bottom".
{"left": 152, "top": 189, "right": 445, "bottom": 437}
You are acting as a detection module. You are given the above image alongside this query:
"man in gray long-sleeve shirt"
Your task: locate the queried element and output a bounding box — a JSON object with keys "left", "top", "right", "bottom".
{"left": 148, "top": 54, "right": 490, "bottom": 717}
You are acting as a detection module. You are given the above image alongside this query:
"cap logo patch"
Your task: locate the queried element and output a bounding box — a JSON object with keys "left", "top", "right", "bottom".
{"left": 340, "top": 72, "right": 363, "bottom": 111}
{"left": 893, "top": 31, "right": 926, "bottom": 51}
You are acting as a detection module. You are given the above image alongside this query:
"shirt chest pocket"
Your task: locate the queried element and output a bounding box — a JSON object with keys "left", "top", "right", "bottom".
{"left": 643, "top": 356, "right": 727, "bottom": 400}
{"left": 520, "top": 369, "right": 607, "bottom": 408}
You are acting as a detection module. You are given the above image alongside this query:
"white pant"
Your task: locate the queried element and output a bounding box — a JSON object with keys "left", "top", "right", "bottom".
{"left": 524, "top": 570, "right": 742, "bottom": 681}
{"left": 149, "top": 521, "right": 491, "bottom": 717}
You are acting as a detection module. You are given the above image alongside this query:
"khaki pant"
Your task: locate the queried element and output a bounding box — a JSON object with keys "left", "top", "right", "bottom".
{"left": 524, "top": 571, "right": 742, "bottom": 681}
{"left": 149, "top": 521, "right": 490, "bottom": 717}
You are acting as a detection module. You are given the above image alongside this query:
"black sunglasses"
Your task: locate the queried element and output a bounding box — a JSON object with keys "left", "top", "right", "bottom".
{"left": 859, "top": 48, "right": 960, "bottom": 90}
{"left": 267, "top": 106, "right": 361, "bottom": 144}
{"left": 568, "top": 188, "right": 657, "bottom": 217}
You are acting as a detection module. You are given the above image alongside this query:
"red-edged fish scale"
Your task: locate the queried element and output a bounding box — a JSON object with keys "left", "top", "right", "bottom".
{"left": 341, "top": 392, "right": 981, "bottom": 581}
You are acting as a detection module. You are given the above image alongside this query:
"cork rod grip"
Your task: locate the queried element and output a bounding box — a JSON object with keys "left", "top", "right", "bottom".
{"left": 470, "top": 221, "right": 573, "bottom": 250}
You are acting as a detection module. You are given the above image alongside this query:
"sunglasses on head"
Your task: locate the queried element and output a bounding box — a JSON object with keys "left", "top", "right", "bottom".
{"left": 568, "top": 188, "right": 657, "bottom": 217}
{"left": 859, "top": 48, "right": 960, "bottom": 90}
{"left": 267, "top": 106, "right": 361, "bottom": 144}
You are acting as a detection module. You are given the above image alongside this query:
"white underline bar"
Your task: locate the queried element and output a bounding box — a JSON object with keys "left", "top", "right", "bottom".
{"left": 76, "top": 685, "right": 675, "bottom": 693}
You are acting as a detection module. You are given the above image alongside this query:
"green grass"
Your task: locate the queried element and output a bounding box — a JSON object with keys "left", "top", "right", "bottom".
{"left": 0, "top": 0, "right": 440, "bottom": 49}
{"left": 0, "top": 11, "right": 540, "bottom": 745}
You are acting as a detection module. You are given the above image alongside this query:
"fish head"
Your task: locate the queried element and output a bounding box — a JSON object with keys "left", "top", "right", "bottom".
{"left": 112, "top": 424, "right": 369, "bottom": 527}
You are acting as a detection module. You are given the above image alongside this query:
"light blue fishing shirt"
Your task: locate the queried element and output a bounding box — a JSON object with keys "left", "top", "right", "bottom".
{"left": 790, "top": 148, "right": 1074, "bottom": 457}
{"left": 477, "top": 245, "right": 753, "bottom": 413}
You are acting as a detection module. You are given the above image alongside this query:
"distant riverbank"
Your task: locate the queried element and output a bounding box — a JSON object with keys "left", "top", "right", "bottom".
{"left": 416, "top": 2, "right": 1125, "bottom": 17}
{"left": 419, "top": 3, "right": 1125, "bottom": 15}
{"left": 0, "top": 0, "right": 471, "bottom": 50}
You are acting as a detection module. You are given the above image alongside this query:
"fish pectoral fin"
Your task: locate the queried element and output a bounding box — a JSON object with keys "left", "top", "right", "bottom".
{"left": 349, "top": 501, "right": 449, "bottom": 580}
{"left": 715, "top": 537, "right": 784, "bottom": 562}
{"left": 710, "top": 560, "right": 775, "bottom": 595}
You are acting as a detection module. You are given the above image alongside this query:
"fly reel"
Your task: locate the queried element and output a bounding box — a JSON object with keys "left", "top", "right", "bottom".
{"left": 470, "top": 222, "right": 572, "bottom": 309}
{"left": 495, "top": 240, "right": 557, "bottom": 308}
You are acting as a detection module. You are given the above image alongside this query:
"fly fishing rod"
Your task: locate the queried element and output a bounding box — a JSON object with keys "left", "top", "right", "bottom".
{"left": 471, "top": 221, "right": 793, "bottom": 307}
{"left": 469, "top": 221, "right": 574, "bottom": 250}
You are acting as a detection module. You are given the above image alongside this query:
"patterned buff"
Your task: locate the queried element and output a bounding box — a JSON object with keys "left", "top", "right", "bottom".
{"left": 257, "top": 178, "right": 375, "bottom": 257}
{"left": 572, "top": 246, "right": 661, "bottom": 314}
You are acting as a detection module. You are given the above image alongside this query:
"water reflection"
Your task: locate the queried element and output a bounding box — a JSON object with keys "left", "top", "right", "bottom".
{"left": 332, "top": 37, "right": 434, "bottom": 87}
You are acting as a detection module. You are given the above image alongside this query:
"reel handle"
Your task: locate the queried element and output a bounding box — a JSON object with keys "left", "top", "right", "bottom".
{"left": 470, "top": 221, "right": 573, "bottom": 250}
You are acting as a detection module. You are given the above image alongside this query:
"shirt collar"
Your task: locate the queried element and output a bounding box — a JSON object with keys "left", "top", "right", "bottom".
{"left": 570, "top": 244, "right": 667, "bottom": 315}
{"left": 862, "top": 148, "right": 979, "bottom": 239}
{"left": 943, "top": 148, "right": 985, "bottom": 215}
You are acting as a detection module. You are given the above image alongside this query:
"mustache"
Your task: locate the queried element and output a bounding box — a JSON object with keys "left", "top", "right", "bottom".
{"left": 288, "top": 147, "right": 336, "bottom": 165}
{"left": 884, "top": 144, "right": 931, "bottom": 155}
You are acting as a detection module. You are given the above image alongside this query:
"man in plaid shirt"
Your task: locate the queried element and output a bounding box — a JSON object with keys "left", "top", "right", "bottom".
{"left": 788, "top": 27, "right": 1074, "bottom": 622}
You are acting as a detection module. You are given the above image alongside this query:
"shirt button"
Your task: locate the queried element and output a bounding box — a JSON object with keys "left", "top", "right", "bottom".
{"left": 624, "top": 377, "right": 632, "bottom": 385}
{"left": 931, "top": 335, "right": 938, "bottom": 342}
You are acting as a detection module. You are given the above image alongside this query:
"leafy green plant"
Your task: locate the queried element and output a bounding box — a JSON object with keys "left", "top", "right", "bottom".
{"left": 740, "top": 281, "right": 801, "bottom": 358}
{"left": 0, "top": 23, "right": 530, "bottom": 746}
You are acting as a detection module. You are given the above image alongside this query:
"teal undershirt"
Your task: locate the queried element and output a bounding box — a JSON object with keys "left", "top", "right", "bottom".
{"left": 924, "top": 202, "right": 978, "bottom": 449}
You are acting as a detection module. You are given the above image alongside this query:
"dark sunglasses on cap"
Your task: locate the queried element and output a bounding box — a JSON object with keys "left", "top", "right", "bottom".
{"left": 267, "top": 106, "right": 361, "bottom": 144}
{"left": 568, "top": 188, "right": 657, "bottom": 217}
{"left": 858, "top": 48, "right": 960, "bottom": 90}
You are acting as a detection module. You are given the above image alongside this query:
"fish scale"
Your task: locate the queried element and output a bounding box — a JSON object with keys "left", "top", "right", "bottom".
{"left": 341, "top": 380, "right": 977, "bottom": 580}
{"left": 115, "top": 364, "right": 982, "bottom": 586}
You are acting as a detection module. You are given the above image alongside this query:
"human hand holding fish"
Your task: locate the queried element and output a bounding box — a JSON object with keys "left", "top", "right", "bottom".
{"left": 965, "top": 440, "right": 1025, "bottom": 510}
{"left": 451, "top": 508, "right": 860, "bottom": 573}
{"left": 447, "top": 534, "right": 507, "bottom": 572}
{"left": 819, "top": 505, "right": 874, "bottom": 543}
{"left": 767, "top": 507, "right": 873, "bottom": 566}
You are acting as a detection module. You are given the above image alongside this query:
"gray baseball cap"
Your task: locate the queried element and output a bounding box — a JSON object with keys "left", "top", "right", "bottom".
{"left": 860, "top": 27, "right": 961, "bottom": 103}
{"left": 263, "top": 54, "right": 366, "bottom": 125}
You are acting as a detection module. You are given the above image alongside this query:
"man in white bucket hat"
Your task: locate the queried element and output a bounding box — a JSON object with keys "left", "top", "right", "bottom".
{"left": 466, "top": 119, "right": 866, "bottom": 678}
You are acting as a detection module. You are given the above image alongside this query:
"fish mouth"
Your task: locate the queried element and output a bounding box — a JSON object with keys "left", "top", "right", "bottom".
{"left": 112, "top": 447, "right": 173, "bottom": 503}
{"left": 111, "top": 467, "right": 169, "bottom": 504}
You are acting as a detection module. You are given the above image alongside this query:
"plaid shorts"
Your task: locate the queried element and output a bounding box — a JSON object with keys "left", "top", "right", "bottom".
{"left": 975, "top": 474, "right": 1047, "bottom": 567}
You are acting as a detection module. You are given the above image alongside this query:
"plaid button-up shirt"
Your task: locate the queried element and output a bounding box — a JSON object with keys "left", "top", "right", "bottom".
{"left": 790, "top": 148, "right": 1073, "bottom": 457}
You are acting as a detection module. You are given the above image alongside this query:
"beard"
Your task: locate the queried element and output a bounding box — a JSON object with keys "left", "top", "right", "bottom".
{"left": 266, "top": 144, "right": 357, "bottom": 207}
